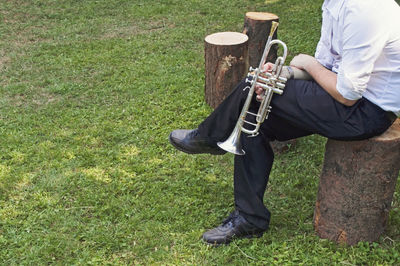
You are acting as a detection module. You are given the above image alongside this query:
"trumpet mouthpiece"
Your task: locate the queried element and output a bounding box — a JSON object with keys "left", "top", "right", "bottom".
{"left": 269, "top": 21, "right": 279, "bottom": 37}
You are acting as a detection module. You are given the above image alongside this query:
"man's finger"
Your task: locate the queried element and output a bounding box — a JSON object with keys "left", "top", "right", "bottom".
{"left": 255, "top": 87, "right": 264, "bottom": 95}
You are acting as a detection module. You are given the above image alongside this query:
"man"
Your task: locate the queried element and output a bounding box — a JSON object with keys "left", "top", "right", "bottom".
{"left": 169, "top": 0, "right": 400, "bottom": 245}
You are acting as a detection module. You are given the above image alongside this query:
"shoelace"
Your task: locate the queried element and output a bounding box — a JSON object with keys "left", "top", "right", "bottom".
{"left": 222, "top": 211, "right": 240, "bottom": 226}
{"left": 188, "top": 130, "right": 200, "bottom": 138}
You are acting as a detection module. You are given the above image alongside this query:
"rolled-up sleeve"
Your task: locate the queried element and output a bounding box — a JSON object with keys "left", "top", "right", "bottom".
{"left": 336, "top": 3, "right": 388, "bottom": 100}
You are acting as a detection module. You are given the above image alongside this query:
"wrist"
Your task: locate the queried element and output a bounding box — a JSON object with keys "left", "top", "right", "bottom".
{"left": 286, "top": 66, "right": 294, "bottom": 79}
{"left": 304, "top": 58, "right": 319, "bottom": 73}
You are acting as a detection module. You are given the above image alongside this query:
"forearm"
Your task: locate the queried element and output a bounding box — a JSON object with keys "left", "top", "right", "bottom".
{"left": 291, "top": 55, "right": 357, "bottom": 106}
{"left": 290, "top": 66, "right": 312, "bottom": 80}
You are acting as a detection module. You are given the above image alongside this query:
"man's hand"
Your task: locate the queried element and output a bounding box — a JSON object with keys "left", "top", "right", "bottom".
{"left": 255, "top": 62, "right": 275, "bottom": 101}
{"left": 290, "top": 54, "right": 318, "bottom": 71}
{"left": 256, "top": 62, "right": 308, "bottom": 100}
{"left": 255, "top": 62, "right": 296, "bottom": 101}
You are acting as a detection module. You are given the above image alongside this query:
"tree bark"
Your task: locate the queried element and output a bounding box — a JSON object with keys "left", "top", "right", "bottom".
{"left": 314, "top": 119, "right": 400, "bottom": 245}
{"left": 204, "top": 32, "right": 249, "bottom": 109}
{"left": 243, "top": 12, "right": 279, "bottom": 68}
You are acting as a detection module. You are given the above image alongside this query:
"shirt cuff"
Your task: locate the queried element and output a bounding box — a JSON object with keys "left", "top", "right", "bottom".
{"left": 336, "top": 72, "right": 363, "bottom": 101}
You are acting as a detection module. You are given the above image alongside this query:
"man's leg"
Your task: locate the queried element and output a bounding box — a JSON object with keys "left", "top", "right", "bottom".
{"left": 171, "top": 78, "right": 394, "bottom": 244}
{"left": 200, "top": 95, "right": 313, "bottom": 244}
{"left": 233, "top": 113, "right": 312, "bottom": 230}
{"left": 199, "top": 80, "right": 314, "bottom": 243}
{"left": 230, "top": 79, "right": 394, "bottom": 231}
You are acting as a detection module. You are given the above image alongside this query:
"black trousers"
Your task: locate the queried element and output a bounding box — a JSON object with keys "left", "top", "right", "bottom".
{"left": 197, "top": 78, "right": 394, "bottom": 230}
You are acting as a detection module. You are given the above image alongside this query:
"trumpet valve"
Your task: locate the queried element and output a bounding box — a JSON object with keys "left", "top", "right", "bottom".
{"left": 278, "top": 76, "right": 288, "bottom": 83}
{"left": 276, "top": 82, "right": 286, "bottom": 89}
{"left": 274, "top": 88, "right": 284, "bottom": 95}
{"left": 247, "top": 72, "right": 255, "bottom": 78}
{"left": 262, "top": 72, "right": 273, "bottom": 79}
{"left": 257, "top": 76, "right": 270, "bottom": 84}
{"left": 245, "top": 77, "right": 254, "bottom": 84}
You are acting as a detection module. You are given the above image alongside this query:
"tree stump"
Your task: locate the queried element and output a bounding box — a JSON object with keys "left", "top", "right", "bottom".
{"left": 204, "top": 32, "right": 249, "bottom": 109}
{"left": 243, "top": 12, "right": 279, "bottom": 68}
{"left": 314, "top": 119, "right": 400, "bottom": 245}
{"left": 270, "top": 139, "right": 296, "bottom": 154}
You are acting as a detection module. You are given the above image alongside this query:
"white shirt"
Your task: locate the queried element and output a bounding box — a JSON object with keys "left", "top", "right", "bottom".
{"left": 315, "top": 0, "right": 400, "bottom": 116}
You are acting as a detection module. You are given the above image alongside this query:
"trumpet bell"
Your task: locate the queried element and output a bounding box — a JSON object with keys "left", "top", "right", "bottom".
{"left": 217, "top": 125, "right": 245, "bottom": 155}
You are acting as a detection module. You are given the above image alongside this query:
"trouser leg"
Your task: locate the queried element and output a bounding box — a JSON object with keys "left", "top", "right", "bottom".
{"left": 197, "top": 78, "right": 394, "bottom": 230}
{"left": 198, "top": 79, "right": 312, "bottom": 229}
{"left": 233, "top": 132, "right": 274, "bottom": 230}
{"left": 234, "top": 100, "right": 313, "bottom": 230}
{"left": 198, "top": 79, "right": 251, "bottom": 143}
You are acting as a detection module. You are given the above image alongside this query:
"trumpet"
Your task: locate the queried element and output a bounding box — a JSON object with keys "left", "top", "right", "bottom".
{"left": 217, "top": 21, "right": 288, "bottom": 155}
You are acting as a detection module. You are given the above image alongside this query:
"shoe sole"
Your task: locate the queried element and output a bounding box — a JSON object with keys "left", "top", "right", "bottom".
{"left": 202, "top": 232, "right": 264, "bottom": 246}
{"left": 168, "top": 134, "right": 226, "bottom": 155}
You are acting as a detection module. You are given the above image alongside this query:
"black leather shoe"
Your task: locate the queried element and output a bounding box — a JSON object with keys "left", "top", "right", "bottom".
{"left": 202, "top": 210, "right": 265, "bottom": 245}
{"left": 169, "top": 129, "right": 226, "bottom": 155}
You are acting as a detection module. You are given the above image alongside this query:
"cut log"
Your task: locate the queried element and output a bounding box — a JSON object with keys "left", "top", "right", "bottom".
{"left": 271, "top": 139, "right": 297, "bottom": 154}
{"left": 204, "top": 32, "right": 249, "bottom": 109}
{"left": 243, "top": 12, "right": 279, "bottom": 67}
{"left": 314, "top": 119, "right": 400, "bottom": 245}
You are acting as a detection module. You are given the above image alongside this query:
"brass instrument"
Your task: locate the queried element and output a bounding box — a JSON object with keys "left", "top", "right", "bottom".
{"left": 217, "top": 21, "right": 288, "bottom": 155}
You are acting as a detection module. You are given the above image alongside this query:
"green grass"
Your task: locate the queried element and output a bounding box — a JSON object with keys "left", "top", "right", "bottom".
{"left": 1, "top": 0, "right": 399, "bottom": 264}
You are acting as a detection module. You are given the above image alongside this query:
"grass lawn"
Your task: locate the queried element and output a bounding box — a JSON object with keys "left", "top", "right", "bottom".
{"left": 1, "top": 0, "right": 399, "bottom": 264}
